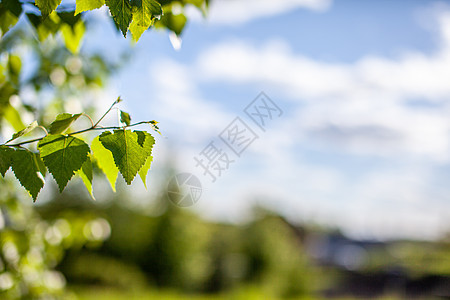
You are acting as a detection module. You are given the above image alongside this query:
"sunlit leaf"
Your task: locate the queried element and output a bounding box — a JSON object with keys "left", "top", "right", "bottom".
{"left": 91, "top": 135, "right": 119, "bottom": 192}
{"left": 138, "top": 132, "right": 154, "bottom": 188}
{"left": 99, "top": 130, "right": 152, "bottom": 185}
{"left": 58, "top": 11, "right": 86, "bottom": 53}
{"left": 34, "top": 152, "right": 47, "bottom": 176}
{"left": 0, "top": 6, "right": 19, "bottom": 36}
{"left": 129, "top": 19, "right": 148, "bottom": 41}
{"left": 132, "top": 0, "right": 161, "bottom": 27}
{"left": 58, "top": 10, "right": 81, "bottom": 26}
{"left": 9, "top": 121, "right": 38, "bottom": 142}
{"left": 8, "top": 54, "right": 21, "bottom": 86}
{"left": 120, "top": 110, "right": 131, "bottom": 126}
{"left": 48, "top": 113, "right": 82, "bottom": 134}
{"left": 26, "top": 12, "right": 60, "bottom": 41}
{"left": 11, "top": 149, "right": 45, "bottom": 201}
{"left": 36, "top": 0, "right": 62, "bottom": 18}
{"left": 78, "top": 155, "right": 95, "bottom": 200}
{"left": 0, "top": 145, "right": 14, "bottom": 177}
{"left": 38, "top": 134, "right": 90, "bottom": 192}
{"left": 157, "top": 12, "right": 187, "bottom": 36}
{"left": 105, "top": 0, "right": 133, "bottom": 37}
{"left": 75, "top": 0, "right": 105, "bottom": 15}
{"left": 4, "top": 104, "right": 25, "bottom": 131}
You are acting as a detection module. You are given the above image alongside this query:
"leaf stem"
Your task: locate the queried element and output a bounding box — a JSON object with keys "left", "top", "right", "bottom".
{"left": 4, "top": 121, "right": 151, "bottom": 147}
{"left": 4, "top": 125, "right": 48, "bottom": 146}
{"left": 1, "top": 99, "right": 156, "bottom": 148}
{"left": 68, "top": 121, "right": 151, "bottom": 136}
{"left": 6, "top": 137, "right": 46, "bottom": 147}
{"left": 93, "top": 97, "right": 121, "bottom": 128}
{"left": 82, "top": 113, "right": 95, "bottom": 128}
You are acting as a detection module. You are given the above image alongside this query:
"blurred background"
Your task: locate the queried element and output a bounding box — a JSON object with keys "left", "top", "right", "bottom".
{"left": 1, "top": 0, "right": 450, "bottom": 299}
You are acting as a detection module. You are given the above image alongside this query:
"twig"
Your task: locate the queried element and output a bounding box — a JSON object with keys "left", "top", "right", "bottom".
{"left": 93, "top": 97, "right": 121, "bottom": 128}
{"left": 5, "top": 122, "right": 152, "bottom": 147}
{"left": 1, "top": 99, "right": 155, "bottom": 148}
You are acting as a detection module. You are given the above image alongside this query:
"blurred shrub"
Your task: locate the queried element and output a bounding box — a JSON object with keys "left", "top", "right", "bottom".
{"left": 42, "top": 193, "right": 314, "bottom": 298}
{"left": 241, "top": 209, "right": 312, "bottom": 298}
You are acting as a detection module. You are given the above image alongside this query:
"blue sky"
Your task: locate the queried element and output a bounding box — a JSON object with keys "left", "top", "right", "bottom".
{"left": 79, "top": 0, "right": 450, "bottom": 240}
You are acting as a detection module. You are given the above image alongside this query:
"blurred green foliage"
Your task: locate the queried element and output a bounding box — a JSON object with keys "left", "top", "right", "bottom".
{"left": 1, "top": 2, "right": 449, "bottom": 300}
{"left": 0, "top": 6, "right": 121, "bottom": 298}
{"left": 35, "top": 187, "right": 450, "bottom": 299}
{"left": 0, "top": 178, "right": 112, "bottom": 298}
{"left": 35, "top": 192, "right": 314, "bottom": 298}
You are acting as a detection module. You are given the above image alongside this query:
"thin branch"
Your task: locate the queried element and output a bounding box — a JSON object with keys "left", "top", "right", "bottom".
{"left": 38, "top": 125, "right": 48, "bottom": 136}
{"left": 81, "top": 113, "right": 95, "bottom": 128}
{"left": 68, "top": 121, "right": 151, "bottom": 136}
{"left": 4, "top": 125, "right": 48, "bottom": 145}
{"left": 1, "top": 99, "right": 157, "bottom": 148}
{"left": 7, "top": 136, "right": 46, "bottom": 147}
{"left": 93, "top": 97, "right": 121, "bottom": 128}
{"left": 4, "top": 121, "right": 152, "bottom": 147}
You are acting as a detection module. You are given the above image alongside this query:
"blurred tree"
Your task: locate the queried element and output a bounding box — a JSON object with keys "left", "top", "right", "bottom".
{"left": 0, "top": 19, "right": 117, "bottom": 297}
{"left": 47, "top": 195, "right": 314, "bottom": 298}
{"left": 0, "top": 0, "right": 208, "bottom": 298}
{"left": 241, "top": 209, "right": 312, "bottom": 298}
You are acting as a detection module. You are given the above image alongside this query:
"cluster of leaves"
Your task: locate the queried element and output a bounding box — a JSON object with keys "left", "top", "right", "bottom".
{"left": 0, "top": 98, "right": 159, "bottom": 201}
{"left": 0, "top": 0, "right": 209, "bottom": 44}
{"left": 0, "top": 38, "right": 118, "bottom": 138}
{"left": 0, "top": 53, "right": 22, "bottom": 131}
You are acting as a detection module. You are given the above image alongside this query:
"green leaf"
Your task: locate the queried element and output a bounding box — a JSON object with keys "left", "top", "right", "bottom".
{"left": 8, "top": 54, "right": 21, "bottom": 86}
{"left": 149, "top": 120, "right": 161, "bottom": 135}
{"left": 105, "top": 0, "right": 133, "bottom": 37}
{"left": 75, "top": 0, "right": 105, "bottom": 15}
{"left": 58, "top": 11, "right": 82, "bottom": 27}
{"left": 128, "top": 0, "right": 161, "bottom": 41}
{"left": 58, "top": 11, "right": 86, "bottom": 53}
{"left": 91, "top": 135, "right": 119, "bottom": 192}
{"left": 38, "top": 134, "right": 90, "bottom": 192}
{"left": 138, "top": 156, "right": 152, "bottom": 188}
{"left": 36, "top": 0, "right": 62, "bottom": 18}
{"left": 129, "top": 19, "right": 149, "bottom": 42}
{"left": 11, "top": 149, "right": 45, "bottom": 201}
{"left": 99, "top": 130, "right": 152, "bottom": 185}
{"left": 75, "top": 0, "right": 104, "bottom": 15}
{"left": 4, "top": 104, "right": 25, "bottom": 131}
{"left": 120, "top": 110, "right": 131, "bottom": 126}
{"left": 0, "top": 146, "right": 14, "bottom": 177}
{"left": 78, "top": 155, "right": 95, "bottom": 200}
{"left": 34, "top": 152, "right": 47, "bottom": 176}
{"left": 138, "top": 132, "right": 154, "bottom": 188}
{"left": 3, "top": 0, "right": 23, "bottom": 17}
{"left": 9, "top": 121, "right": 38, "bottom": 142}
{"left": 61, "top": 21, "right": 85, "bottom": 53}
{"left": 157, "top": 12, "right": 187, "bottom": 36}
{"left": 48, "top": 113, "right": 82, "bottom": 134}
{"left": 0, "top": 6, "right": 19, "bottom": 37}
{"left": 26, "top": 12, "right": 60, "bottom": 41}
{"left": 132, "top": 0, "right": 161, "bottom": 27}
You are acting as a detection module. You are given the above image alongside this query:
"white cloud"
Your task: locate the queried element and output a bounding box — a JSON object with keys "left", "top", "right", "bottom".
{"left": 142, "top": 58, "right": 237, "bottom": 178}
{"left": 197, "top": 12, "right": 450, "bottom": 162}
{"left": 148, "top": 59, "right": 232, "bottom": 144}
{"left": 198, "top": 13, "right": 450, "bottom": 101}
{"left": 138, "top": 7, "right": 450, "bottom": 240}
{"left": 203, "top": 0, "right": 332, "bottom": 25}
